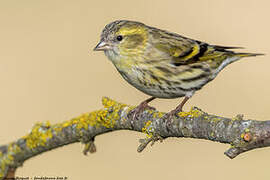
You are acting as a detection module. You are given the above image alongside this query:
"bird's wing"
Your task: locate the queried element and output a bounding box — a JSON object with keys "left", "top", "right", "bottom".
{"left": 148, "top": 29, "right": 242, "bottom": 66}
{"left": 147, "top": 28, "right": 263, "bottom": 68}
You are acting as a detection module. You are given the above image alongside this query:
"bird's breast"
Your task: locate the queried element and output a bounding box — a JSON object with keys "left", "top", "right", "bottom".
{"left": 107, "top": 53, "right": 213, "bottom": 99}
{"left": 112, "top": 63, "right": 188, "bottom": 98}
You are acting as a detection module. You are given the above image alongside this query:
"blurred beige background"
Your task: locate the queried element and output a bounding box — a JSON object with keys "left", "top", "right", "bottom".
{"left": 0, "top": 0, "right": 269, "bottom": 179}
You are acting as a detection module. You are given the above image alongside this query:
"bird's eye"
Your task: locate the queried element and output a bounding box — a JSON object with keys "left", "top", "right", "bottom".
{"left": 116, "top": 35, "right": 123, "bottom": 41}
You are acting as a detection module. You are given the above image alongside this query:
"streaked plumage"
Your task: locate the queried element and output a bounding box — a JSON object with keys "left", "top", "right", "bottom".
{"left": 94, "top": 20, "right": 263, "bottom": 119}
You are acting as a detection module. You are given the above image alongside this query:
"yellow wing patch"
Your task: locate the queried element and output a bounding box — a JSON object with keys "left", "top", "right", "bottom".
{"left": 178, "top": 43, "right": 200, "bottom": 61}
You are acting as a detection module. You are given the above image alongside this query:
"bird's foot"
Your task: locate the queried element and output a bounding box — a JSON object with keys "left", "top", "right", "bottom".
{"left": 128, "top": 97, "right": 156, "bottom": 128}
{"left": 128, "top": 102, "right": 156, "bottom": 121}
{"left": 164, "top": 107, "right": 182, "bottom": 126}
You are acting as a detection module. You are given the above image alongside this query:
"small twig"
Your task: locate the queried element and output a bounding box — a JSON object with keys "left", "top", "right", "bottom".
{"left": 83, "top": 139, "right": 97, "bottom": 155}
{"left": 137, "top": 134, "right": 164, "bottom": 152}
{"left": 3, "top": 169, "right": 15, "bottom": 180}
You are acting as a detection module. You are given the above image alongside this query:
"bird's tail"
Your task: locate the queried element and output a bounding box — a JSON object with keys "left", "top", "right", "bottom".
{"left": 214, "top": 45, "right": 265, "bottom": 58}
{"left": 235, "top": 52, "right": 265, "bottom": 58}
{"left": 213, "top": 52, "right": 264, "bottom": 77}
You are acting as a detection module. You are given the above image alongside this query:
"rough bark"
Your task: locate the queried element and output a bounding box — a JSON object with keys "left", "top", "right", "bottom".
{"left": 0, "top": 97, "right": 269, "bottom": 179}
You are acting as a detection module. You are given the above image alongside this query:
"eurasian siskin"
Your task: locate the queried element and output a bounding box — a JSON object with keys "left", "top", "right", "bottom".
{"left": 94, "top": 20, "right": 263, "bottom": 120}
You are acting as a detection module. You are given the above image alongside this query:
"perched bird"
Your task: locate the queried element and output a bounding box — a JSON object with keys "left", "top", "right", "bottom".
{"left": 94, "top": 20, "right": 263, "bottom": 120}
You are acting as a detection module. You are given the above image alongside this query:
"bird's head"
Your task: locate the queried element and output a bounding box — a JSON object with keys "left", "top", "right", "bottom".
{"left": 94, "top": 20, "right": 149, "bottom": 59}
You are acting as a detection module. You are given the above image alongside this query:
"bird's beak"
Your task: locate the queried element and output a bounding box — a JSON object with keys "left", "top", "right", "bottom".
{"left": 93, "top": 41, "right": 111, "bottom": 51}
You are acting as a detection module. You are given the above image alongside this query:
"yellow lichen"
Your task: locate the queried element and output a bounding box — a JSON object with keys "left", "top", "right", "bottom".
{"left": 0, "top": 144, "right": 24, "bottom": 179}
{"left": 8, "top": 143, "right": 21, "bottom": 155}
{"left": 0, "top": 145, "right": 17, "bottom": 178}
{"left": 5, "top": 154, "right": 14, "bottom": 164}
{"left": 232, "top": 114, "right": 244, "bottom": 121}
{"left": 102, "top": 96, "right": 128, "bottom": 109}
{"left": 102, "top": 96, "right": 116, "bottom": 108}
{"left": 211, "top": 117, "right": 221, "bottom": 123}
{"left": 178, "top": 107, "right": 203, "bottom": 118}
{"left": 232, "top": 117, "right": 237, "bottom": 121}
{"left": 25, "top": 122, "right": 53, "bottom": 149}
{"left": 62, "top": 121, "right": 71, "bottom": 128}
{"left": 44, "top": 121, "right": 51, "bottom": 128}
{"left": 21, "top": 98, "right": 143, "bottom": 151}
{"left": 90, "top": 110, "right": 112, "bottom": 128}
{"left": 55, "top": 100, "right": 124, "bottom": 132}
{"left": 142, "top": 121, "right": 154, "bottom": 138}
{"left": 153, "top": 112, "right": 164, "bottom": 118}
{"left": 53, "top": 125, "right": 63, "bottom": 133}
{"left": 68, "top": 109, "right": 117, "bottom": 129}
{"left": 0, "top": 163, "right": 5, "bottom": 178}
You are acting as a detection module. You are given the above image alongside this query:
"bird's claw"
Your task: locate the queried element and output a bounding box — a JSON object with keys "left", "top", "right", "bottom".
{"left": 164, "top": 108, "right": 182, "bottom": 126}
{"left": 128, "top": 103, "right": 156, "bottom": 128}
{"left": 128, "top": 104, "right": 156, "bottom": 120}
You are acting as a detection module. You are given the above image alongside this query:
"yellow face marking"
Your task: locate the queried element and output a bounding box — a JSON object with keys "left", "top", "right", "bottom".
{"left": 116, "top": 25, "right": 148, "bottom": 58}
{"left": 117, "top": 25, "right": 147, "bottom": 36}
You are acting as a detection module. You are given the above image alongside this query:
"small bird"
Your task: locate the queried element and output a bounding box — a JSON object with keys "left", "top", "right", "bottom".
{"left": 94, "top": 20, "right": 263, "bottom": 120}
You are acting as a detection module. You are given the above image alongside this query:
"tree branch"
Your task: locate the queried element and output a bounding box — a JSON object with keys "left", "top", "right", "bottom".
{"left": 0, "top": 97, "right": 269, "bottom": 179}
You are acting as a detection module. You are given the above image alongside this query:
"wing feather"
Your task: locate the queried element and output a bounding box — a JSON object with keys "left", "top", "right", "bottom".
{"left": 148, "top": 28, "right": 230, "bottom": 65}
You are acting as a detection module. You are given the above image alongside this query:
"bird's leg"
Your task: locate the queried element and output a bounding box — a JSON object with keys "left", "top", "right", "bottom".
{"left": 174, "top": 96, "right": 190, "bottom": 113}
{"left": 129, "top": 97, "right": 156, "bottom": 121}
{"left": 165, "top": 96, "right": 190, "bottom": 125}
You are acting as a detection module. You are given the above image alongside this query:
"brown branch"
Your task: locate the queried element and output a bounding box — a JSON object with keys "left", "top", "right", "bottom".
{"left": 0, "top": 97, "right": 269, "bottom": 179}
